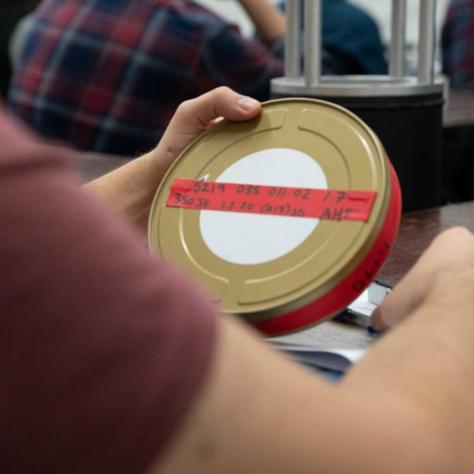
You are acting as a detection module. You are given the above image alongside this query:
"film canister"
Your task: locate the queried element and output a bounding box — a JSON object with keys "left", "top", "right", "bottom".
{"left": 148, "top": 98, "right": 401, "bottom": 336}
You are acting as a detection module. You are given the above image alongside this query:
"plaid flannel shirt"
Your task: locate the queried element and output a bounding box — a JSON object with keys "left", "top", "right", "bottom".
{"left": 442, "top": 0, "right": 474, "bottom": 89}
{"left": 8, "top": 0, "right": 284, "bottom": 156}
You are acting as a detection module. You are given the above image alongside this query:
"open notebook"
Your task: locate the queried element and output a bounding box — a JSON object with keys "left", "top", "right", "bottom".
{"left": 268, "top": 282, "right": 390, "bottom": 372}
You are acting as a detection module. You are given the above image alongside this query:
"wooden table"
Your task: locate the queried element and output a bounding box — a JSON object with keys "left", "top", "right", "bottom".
{"left": 379, "top": 201, "right": 474, "bottom": 285}
{"left": 444, "top": 90, "right": 474, "bottom": 128}
{"left": 78, "top": 154, "right": 474, "bottom": 288}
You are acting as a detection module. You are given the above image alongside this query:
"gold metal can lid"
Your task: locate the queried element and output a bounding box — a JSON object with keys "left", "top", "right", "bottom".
{"left": 149, "top": 98, "right": 401, "bottom": 335}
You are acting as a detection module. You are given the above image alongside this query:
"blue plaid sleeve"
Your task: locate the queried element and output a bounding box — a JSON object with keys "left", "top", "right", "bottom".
{"left": 197, "top": 23, "right": 284, "bottom": 101}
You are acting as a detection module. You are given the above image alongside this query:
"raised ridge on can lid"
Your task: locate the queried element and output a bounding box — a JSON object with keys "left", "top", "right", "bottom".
{"left": 149, "top": 98, "right": 401, "bottom": 335}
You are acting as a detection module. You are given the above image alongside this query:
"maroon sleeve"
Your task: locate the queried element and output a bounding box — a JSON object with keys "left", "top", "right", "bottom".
{"left": 0, "top": 113, "right": 216, "bottom": 474}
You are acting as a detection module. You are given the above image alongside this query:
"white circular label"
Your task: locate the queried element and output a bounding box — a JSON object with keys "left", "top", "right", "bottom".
{"left": 199, "top": 148, "right": 327, "bottom": 265}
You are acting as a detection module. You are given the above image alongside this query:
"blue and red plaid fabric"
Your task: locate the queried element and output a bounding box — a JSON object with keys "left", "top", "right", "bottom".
{"left": 8, "top": 0, "right": 284, "bottom": 156}
{"left": 442, "top": 0, "right": 474, "bottom": 89}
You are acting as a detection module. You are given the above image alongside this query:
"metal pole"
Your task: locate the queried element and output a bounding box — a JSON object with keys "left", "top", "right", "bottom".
{"left": 418, "top": 0, "right": 436, "bottom": 84}
{"left": 285, "top": 0, "right": 301, "bottom": 78}
{"left": 389, "top": 0, "right": 406, "bottom": 77}
{"left": 304, "top": 0, "right": 322, "bottom": 87}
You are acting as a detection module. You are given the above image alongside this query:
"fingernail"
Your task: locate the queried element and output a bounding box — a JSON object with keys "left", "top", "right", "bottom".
{"left": 237, "top": 96, "right": 260, "bottom": 111}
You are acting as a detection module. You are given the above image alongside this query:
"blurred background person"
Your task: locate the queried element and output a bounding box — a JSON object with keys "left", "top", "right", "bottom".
{"left": 0, "top": 0, "right": 38, "bottom": 97}
{"left": 276, "top": 0, "right": 387, "bottom": 75}
{"left": 441, "top": 0, "right": 474, "bottom": 89}
{"left": 7, "top": 0, "right": 286, "bottom": 156}
{"left": 7, "top": 0, "right": 386, "bottom": 157}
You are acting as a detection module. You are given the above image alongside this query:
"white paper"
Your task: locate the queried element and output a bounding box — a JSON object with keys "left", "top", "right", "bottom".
{"left": 270, "top": 320, "right": 374, "bottom": 372}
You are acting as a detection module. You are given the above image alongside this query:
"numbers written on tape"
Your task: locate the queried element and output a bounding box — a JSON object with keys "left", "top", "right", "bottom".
{"left": 166, "top": 179, "right": 377, "bottom": 222}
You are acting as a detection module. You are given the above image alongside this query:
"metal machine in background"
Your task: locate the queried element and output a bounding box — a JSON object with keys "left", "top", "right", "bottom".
{"left": 271, "top": 0, "right": 445, "bottom": 212}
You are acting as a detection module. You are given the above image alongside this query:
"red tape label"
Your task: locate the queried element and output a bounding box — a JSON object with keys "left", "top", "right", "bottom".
{"left": 166, "top": 179, "right": 377, "bottom": 222}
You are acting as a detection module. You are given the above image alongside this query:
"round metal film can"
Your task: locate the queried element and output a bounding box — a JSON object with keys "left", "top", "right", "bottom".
{"left": 148, "top": 98, "right": 401, "bottom": 336}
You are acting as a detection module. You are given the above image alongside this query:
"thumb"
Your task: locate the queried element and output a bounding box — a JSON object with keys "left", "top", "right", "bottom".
{"left": 370, "top": 227, "right": 474, "bottom": 332}
{"left": 369, "top": 256, "right": 432, "bottom": 333}
{"left": 155, "top": 87, "right": 261, "bottom": 164}
{"left": 175, "top": 86, "right": 261, "bottom": 130}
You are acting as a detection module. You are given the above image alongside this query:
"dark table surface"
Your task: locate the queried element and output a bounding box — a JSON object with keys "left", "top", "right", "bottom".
{"left": 78, "top": 154, "right": 474, "bottom": 287}
{"left": 444, "top": 90, "right": 474, "bottom": 128}
{"left": 379, "top": 201, "right": 474, "bottom": 285}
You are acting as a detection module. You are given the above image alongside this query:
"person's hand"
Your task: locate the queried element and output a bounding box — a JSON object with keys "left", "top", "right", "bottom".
{"left": 146, "top": 86, "right": 261, "bottom": 174}
{"left": 370, "top": 226, "right": 474, "bottom": 331}
{"left": 87, "top": 87, "right": 261, "bottom": 232}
